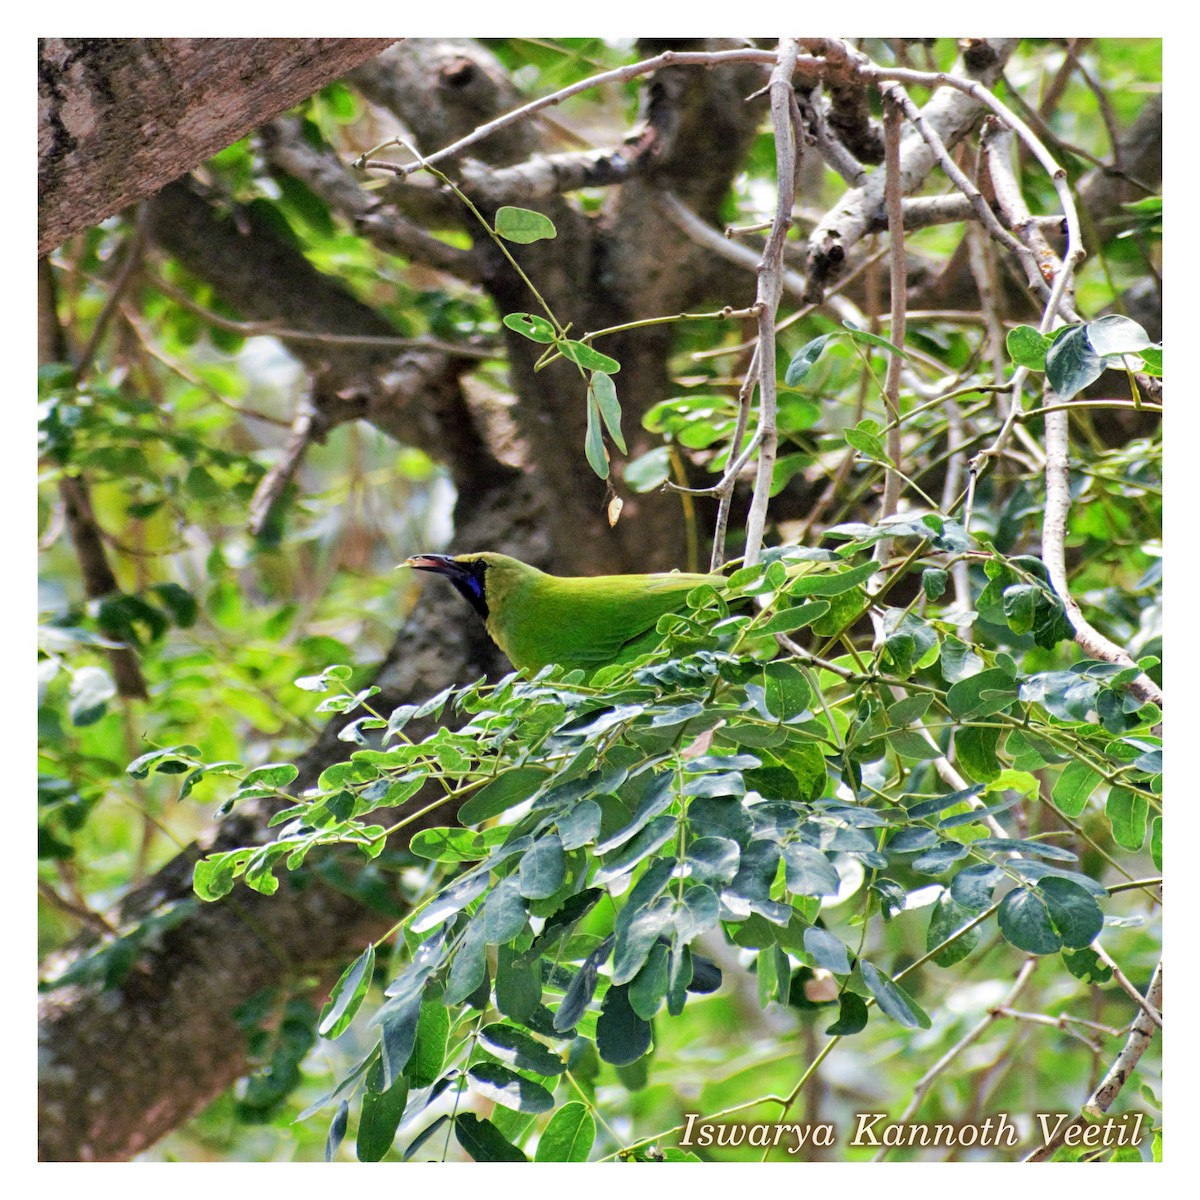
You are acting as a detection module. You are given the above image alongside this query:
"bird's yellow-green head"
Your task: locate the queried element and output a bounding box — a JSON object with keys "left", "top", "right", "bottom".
{"left": 404, "top": 552, "right": 722, "bottom": 674}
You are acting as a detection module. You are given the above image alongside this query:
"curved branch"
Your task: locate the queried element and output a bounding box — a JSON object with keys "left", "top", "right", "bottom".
{"left": 1041, "top": 404, "right": 1164, "bottom": 708}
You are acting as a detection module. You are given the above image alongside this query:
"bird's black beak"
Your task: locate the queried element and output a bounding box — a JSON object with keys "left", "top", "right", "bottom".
{"left": 404, "top": 553, "right": 461, "bottom": 577}
{"left": 404, "top": 554, "right": 489, "bottom": 619}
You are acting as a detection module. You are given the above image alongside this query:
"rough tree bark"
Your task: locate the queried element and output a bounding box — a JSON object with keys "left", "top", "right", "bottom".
{"left": 38, "top": 38, "right": 397, "bottom": 255}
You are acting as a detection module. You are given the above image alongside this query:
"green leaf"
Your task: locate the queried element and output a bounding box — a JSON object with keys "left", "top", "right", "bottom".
{"left": 455, "top": 1113, "right": 528, "bottom": 1162}
{"left": 356, "top": 1071, "right": 408, "bottom": 1162}
{"left": 612, "top": 895, "right": 675, "bottom": 984}
{"left": 458, "top": 767, "right": 547, "bottom": 824}
{"left": 921, "top": 568, "right": 948, "bottom": 601}
{"left": 409, "top": 826, "right": 507, "bottom": 863}
{"left": 596, "top": 981, "right": 653, "bottom": 1065}
{"left": 759, "top": 600, "right": 830, "bottom": 635}
{"left": 955, "top": 725, "right": 1001, "bottom": 783}
{"left": 1040, "top": 876, "right": 1104, "bottom": 949}
{"left": 319, "top": 943, "right": 375, "bottom": 1039}
{"left": 443, "top": 916, "right": 488, "bottom": 1004}
{"left": 494, "top": 205, "right": 557, "bottom": 244}
{"left": 1140, "top": 346, "right": 1163, "bottom": 376}
{"left": 1006, "top": 325, "right": 1053, "bottom": 371}
{"left": 502, "top": 312, "right": 557, "bottom": 343}
{"left": 783, "top": 843, "right": 841, "bottom": 896}
{"left": 495, "top": 943, "right": 542, "bottom": 1022}
{"left": 554, "top": 935, "right": 613, "bottom": 1031}
{"left": 860, "top": 961, "right": 931, "bottom": 1029}
{"left": 325, "top": 1099, "right": 349, "bottom": 1162}
{"left": 584, "top": 390, "right": 609, "bottom": 479}
{"left": 589, "top": 371, "right": 626, "bottom": 452}
{"left": 761, "top": 661, "right": 812, "bottom": 719}
{"left": 403, "top": 1115, "right": 450, "bottom": 1161}
{"left": 624, "top": 446, "right": 671, "bottom": 493}
{"left": 998, "top": 887, "right": 1062, "bottom": 954}
{"left": 1150, "top": 816, "right": 1161, "bottom": 871}
{"left": 518, "top": 834, "right": 566, "bottom": 899}
{"left": 844, "top": 420, "right": 891, "bottom": 464}
{"left": 784, "top": 333, "right": 838, "bottom": 386}
{"left": 1106, "top": 786, "right": 1147, "bottom": 850}
{"left": 945, "top": 668, "right": 1018, "bottom": 720}
{"left": 192, "top": 851, "right": 244, "bottom": 902}
{"left": 1052, "top": 761, "right": 1103, "bottom": 817}
{"left": 534, "top": 1101, "right": 595, "bottom": 1162}
{"left": 468, "top": 1062, "right": 555, "bottom": 1113}
{"left": 940, "top": 637, "right": 983, "bottom": 684}
{"left": 407, "top": 1001, "right": 449, "bottom": 1088}
{"left": 628, "top": 940, "right": 670, "bottom": 1020}
{"left": 483, "top": 875, "right": 528, "bottom": 945}
{"left": 790, "top": 559, "right": 877, "bottom": 596}
{"left": 594, "top": 815, "right": 677, "bottom": 885}
{"left": 375, "top": 990, "right": 424, "bottom": 1089}
{"left": 912, "top": 840, "right": 969, "bottom": 875}
{"left": 950, "top": 863, "right": 1003, "bottom": 910}
{"left": 1086, "top": 314, "right": 1151, "bottom": 357}
{"left": 674, "top": 883, "right": 720, "bottom": 942}
{"left": 68, "top": 665, "right": 116, "bottom": 725}
{"left": 239, "top": 763, "right": 299, "bottom": 791}
{"left": 556, "top": 799, "right": 602, "bottom": 851}
{"left": 1045, "top": 324, "right": 1105, "bottom": 401}
{"left": 804, "top": 926, "right": 851, "bottom": 975}
{"left": 1062, "top": 947, "right": 1113, "bottom": 984}
{"left": 926, "top": 892, "right": 979, "bottom": 967}
{"left": 843, "top": 324, "right": 916, "bottom": 362}
{"left": 411, "top": 872, "right": 490, "bottom": 934}
{"left": 126, "top": 746, "right": 202, "bottom": 779}
{"left": 479, "top": 1024, "right": 566, "bottom": 1076}
{"left": 825, "top": 990, "right": 868, "bottom": 1036}
{"left": 562, "top": 340, "right": 621, "bottom": 374}
{"left": 685, "top": 836, "right": 741, "bottom": 885}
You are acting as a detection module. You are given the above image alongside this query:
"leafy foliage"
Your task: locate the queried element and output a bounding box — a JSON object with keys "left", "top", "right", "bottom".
{"left": 184, "top": 533, "right": 1160, "bottom": 1159}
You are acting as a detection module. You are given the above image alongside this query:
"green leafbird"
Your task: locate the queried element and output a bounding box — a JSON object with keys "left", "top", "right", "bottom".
{"left": 405, "top": 552, "right": 723, "bottom": 674}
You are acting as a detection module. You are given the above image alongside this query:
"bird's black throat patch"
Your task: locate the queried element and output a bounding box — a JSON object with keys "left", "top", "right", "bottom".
{"left": 446, "top": 558, "right": 489, "bottom": 621}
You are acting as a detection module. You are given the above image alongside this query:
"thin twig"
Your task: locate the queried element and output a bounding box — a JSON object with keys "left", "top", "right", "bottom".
{"left": 145, "top": 272, "right": 496, "bottom": 357}
{"left": 247, "top": 395, "right": 321, "bottom": 538}
{"left": 74, "top": 204, "right": 151, "bottom": 380}
{"left": 710, "top": 347, "right": 760, "bottom": 570}
{"left": 743, "top": 40, "right": 800, "bottom": 567}
{"left": 878, "top": 91, "right": 907, "bottom": 528}
{"left": 796, "top": 83, "right": 868, "bottom": 187}
{"left": 1093, "top": 943, "right": 1162, "bottom": 1028}
{"left": 355, "top": 48, "right": 802, "bottom": 178}
{"left": 882, "top": 83, "right": 1049, "bottom": 302}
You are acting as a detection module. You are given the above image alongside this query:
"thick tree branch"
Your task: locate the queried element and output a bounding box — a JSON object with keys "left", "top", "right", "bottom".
{"left": 260, "top": 117, "right": 482, "bottom": 281}
{"left": 145, "top": 179, "right": 511, "bottom": 507}
{"left": 803, "top": 39, "right": 1018, "bottom": 302}
{"left": 39, "top": 38, "right": 397, "bottom": 255}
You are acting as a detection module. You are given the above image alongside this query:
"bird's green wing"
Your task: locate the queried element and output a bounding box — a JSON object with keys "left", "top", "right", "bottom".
{"left": 494, "top": 571, "right": 720, "bottom": 672}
